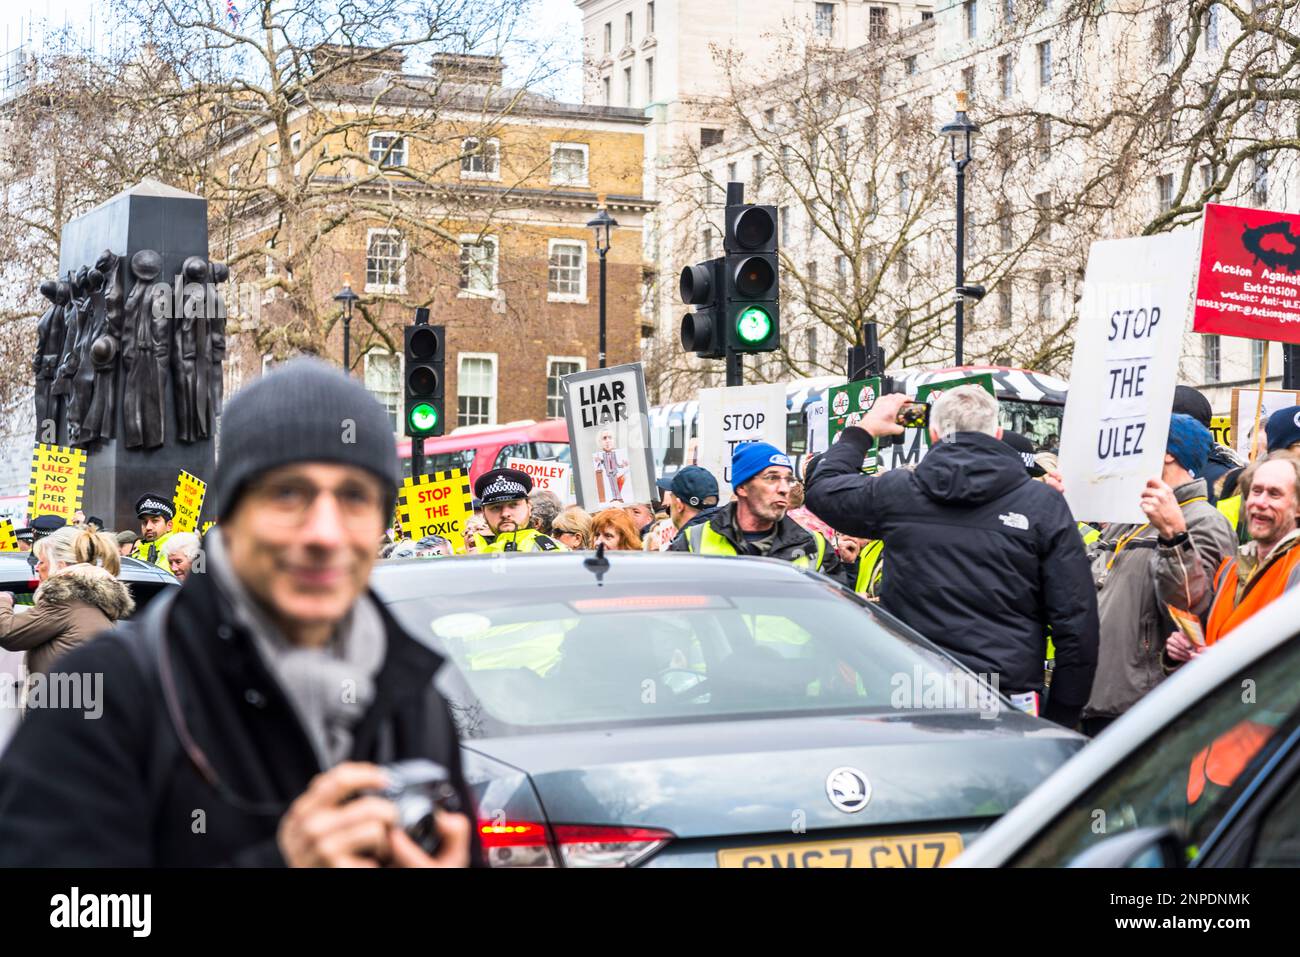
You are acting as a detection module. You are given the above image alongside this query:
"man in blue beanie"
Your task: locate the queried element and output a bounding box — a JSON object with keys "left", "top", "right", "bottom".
{"left": 670, "top": 441, "right": 848, "bottom": 583}
{"left": 1081, "top": 413, "right": 1237, "bottom": 736}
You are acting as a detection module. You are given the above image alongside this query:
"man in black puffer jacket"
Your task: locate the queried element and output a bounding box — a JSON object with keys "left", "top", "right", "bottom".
{"left": 805, "top": 386, "right": 1098, "bottom": 728}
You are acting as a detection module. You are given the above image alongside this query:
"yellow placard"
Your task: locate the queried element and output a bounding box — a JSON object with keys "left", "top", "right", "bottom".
{"left": 395, "top": 469, "right": 472, "bottom": 552}
{"left": 200, "top": 520, "right": 215, "bottom": 536}
{"left": 172, "top": 470, "right": 207, "bottom": 533}
{"left": 27, "top": 444, "right": 87, "bottom": 523}
{"left": 1210, "top": 415, "right": 1231, "bottom": 449}
{"left": 0, "top": 519, "right": 17, "bottom": 551}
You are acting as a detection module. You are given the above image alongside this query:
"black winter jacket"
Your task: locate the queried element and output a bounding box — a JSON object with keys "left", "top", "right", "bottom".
{"left": 0, "top": 571, "right": 474, "bottom": 867}
{"left": 805, "top": 427, "right": 1099, "bottom": 727}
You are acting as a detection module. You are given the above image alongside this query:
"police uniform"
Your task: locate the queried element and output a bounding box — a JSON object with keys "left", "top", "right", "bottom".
{"left": 472, "top": 469, "right": 567, "bottom": 554}
{"left": 131, "top": 494, "right": 176, "bottom": 571}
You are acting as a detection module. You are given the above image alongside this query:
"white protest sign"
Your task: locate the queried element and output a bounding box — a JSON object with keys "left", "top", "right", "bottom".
{"left": 1059, "top": 230, "right": 1198, "bottom": 523}
{"left": 1230, "top": 388, "right": 1300, "bottom": 461}
{"left": 698, "top": 383, "right": 789, "bottom": 503}
{"left": 805, "top": 398, "right": 829, "bottom": 456}
{"left": 562, "top": 362, "right": 656, "bottom": 510}
{"left": 506, "top": 457, "right": 575, "bottom": 505}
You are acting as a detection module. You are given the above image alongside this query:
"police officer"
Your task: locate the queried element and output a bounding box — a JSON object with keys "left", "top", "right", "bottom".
{"left": 670, "top": 442, "right": 847, "bottom": 583}
{"left": 29, "top": 514, "right": 67, "bottom": 544}
{"left": 472, "top": 468, "right": 567, "bottom": 553}
{"left": 132, "top": 494, "right": 176, "bottom": 570}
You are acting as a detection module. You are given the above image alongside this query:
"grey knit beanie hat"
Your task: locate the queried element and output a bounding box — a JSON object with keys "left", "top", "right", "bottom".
{"left": 215, "top": 358, "right": 399, "bottom": 519}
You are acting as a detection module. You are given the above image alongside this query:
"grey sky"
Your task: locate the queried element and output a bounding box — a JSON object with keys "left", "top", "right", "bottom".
{"left": 1, "top": 0, "right": 584, "bottom": 101}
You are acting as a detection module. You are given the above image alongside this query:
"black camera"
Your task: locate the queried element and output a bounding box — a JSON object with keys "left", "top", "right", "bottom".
{"left": 370, "top": 760, "right": 461, "bottom": 856}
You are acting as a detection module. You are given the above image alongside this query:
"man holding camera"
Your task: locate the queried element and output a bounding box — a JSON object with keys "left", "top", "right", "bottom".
{"left": 0, "top": 360, "right": 474, "bottom": 867}
{"left": 805, "top": 385, "right": 1098, "bottom": 729}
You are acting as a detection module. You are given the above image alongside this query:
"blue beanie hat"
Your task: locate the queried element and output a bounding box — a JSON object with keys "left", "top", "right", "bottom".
{"left": 731, "top": 442, "right": 793, "bottom": 489}
{"left": 1166, "top": 413, "right": 1212, "bottom": 478}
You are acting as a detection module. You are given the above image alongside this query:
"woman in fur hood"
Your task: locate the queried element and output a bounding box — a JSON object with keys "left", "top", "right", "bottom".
{"left": 0, "top": 525, "right": 134, "bottom": 677}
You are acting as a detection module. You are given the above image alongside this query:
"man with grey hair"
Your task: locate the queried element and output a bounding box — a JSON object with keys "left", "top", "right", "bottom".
{"left": 805, "top": 386, "right": 1098, "bottom": 728}
{"left": 528, "top": 488, "right": 564, "bottom": 536}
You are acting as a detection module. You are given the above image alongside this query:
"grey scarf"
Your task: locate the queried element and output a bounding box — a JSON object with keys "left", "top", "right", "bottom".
{"left": 204, "top": 530, "right": 387, "bottom": 769}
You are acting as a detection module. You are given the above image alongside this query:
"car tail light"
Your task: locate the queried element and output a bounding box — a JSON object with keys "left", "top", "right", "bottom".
{"left": 478, "top": 820, "right": 674, "bottom": 868}
{"left": 479, "top": 820, "right": 557, "bottom": 868}
{"left": 552, "top": 824, "right": 674, "bottom": 867}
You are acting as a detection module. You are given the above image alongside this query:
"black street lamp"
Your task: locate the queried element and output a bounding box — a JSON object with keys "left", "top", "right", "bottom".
{"left": 939, "top": 91, "right": 985, "bottom": 366}
{"left": 587, "top": 204, "right": 619, "bottom": 368}
{"left": 334, "top": 274, "right": 360, "bottom": 372}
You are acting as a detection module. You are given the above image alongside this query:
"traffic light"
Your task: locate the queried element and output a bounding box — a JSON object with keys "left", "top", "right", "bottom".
{"left": 403, "top": 315, "right": 445, "bottom": 438}
{"left": 724, "top": 203, "right": 780, "bottom": 352}
{"left": 679, "top": 257, "right": 725, "bottom": 359}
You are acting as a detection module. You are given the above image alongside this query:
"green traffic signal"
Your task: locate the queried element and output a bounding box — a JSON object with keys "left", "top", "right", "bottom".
{"left": 408, "top": 402, "right": 439, "bottom": 433}
{"left": 735, "top": 305, "right": 772, "bottom": 344}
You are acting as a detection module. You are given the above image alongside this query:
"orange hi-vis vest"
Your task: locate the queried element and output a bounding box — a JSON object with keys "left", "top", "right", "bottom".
{"left": 1204, "top": 545, "right": 1300, "bottom": 646}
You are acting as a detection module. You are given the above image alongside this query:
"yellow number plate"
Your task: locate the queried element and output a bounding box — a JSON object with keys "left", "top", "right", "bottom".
{"left": 717, "top": 832, "right": 963, "bottom": 868}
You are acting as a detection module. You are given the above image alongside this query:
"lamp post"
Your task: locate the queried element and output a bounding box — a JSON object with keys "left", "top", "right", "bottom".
{"left": 939, "top": 92, "right": 984, "bottom": 367}
{"left": 587, "top": 204, "right": 619, "bottom": 368}
{"left": 334, "top": 274, "right": 360, "bottom": 373}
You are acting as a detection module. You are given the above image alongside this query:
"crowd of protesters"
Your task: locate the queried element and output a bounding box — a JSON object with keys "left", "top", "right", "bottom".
{"left": 1, "top": 357, "right": 1296, "bottom": 869}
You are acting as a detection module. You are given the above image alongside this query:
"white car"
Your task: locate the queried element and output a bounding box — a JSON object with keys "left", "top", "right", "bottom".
{"left": 955, "top": 586, "right": 1300, "bottom": 868}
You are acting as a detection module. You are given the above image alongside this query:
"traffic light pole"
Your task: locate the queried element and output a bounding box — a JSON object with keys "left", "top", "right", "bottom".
{"left": 726, "top": 349, "right": 743, "bottom": 387}
{"left": 411, "top": 438, "right": 424, "bottom": 482}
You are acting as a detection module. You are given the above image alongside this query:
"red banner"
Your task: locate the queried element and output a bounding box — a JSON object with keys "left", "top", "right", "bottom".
{"left": 1194, "top": 203, "right": 1300, "bottom": 344}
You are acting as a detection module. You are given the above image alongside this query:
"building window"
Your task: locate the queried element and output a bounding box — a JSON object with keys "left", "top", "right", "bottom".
{"left": 836, "top": 255, "right": 848, "bottom": 294}
{"left": 869, "top": 6, "right": 887, "bottom": 39}
{"left": 835, "top": 125, "right": 847, "bottom": 161}
{"left": 1155, "top": 12, "right": 1172, "bottom": 64}
{"left": 623, "top": 66, "right": 633, "bottom": 106}
{"left": 806, "top": 261, "right": 819, "bottom": 303}
{"left": 921, "top": 10, "right": 933, "bottom": 20}
{"left": 457, "top": 354, "right": 497, "bottom": 427}
{"left": 1035, "top": 192, "right": 1052, "bottom": 238}
{"left": 364, "top": 229, "right": 406, "bottom": 293}
{"left": 815, "top": 2, "right": 835, "bottom": 39}
{"left": 603, "top": 21, "right": 611, "bottom": 53}
{"left": 806, "top": 327, "right": 818, "bottom": 364}
{"left": 1035, "top": 116, "right": 1051, "bottom": 160}
{"left": 364, "top": 351, "right": 400, "bottom": 432}
{"left": 266, "top": 144, "right": 278, "bottom": 185}
{"left": 905, "top": 55, "right": 918, "bottom": 76}
{"left": 646, "top": 2, "right": 655, "bottom": 34}
{"left": 461, "top": 137, "right": 500, "bottom": 178}
{"left": 550, "top": 143, "right": 589, "bottom": 186}
{"left": 1204, "top": 334, "right": 1221, "bottom": 383}
{"left": 547, "top": 358, "right": 585, "bottom": 418}
{"left": 701, "top": 227, "right": 713, "bottom": 258}
{"left": 624, "top": 10, "right": 633, "bottom": 45}
{"left": 1003, "top": 0, "right": 1015, "bottom": 23}
{"left": 965, "top": 0, "right": 977, "bottom": 40}
{"left": 898, "top": 171, "right": 912, "bottom": 212}
{"left": 962, "top": 65, "right": 975, "bottom": 96}
{"left": 764, "top": 107, "right": 776, "bottom": 129}
{"left": 547, "top": 239, "right": 587, "bottom": 301}
{"left": 700, "top": 127, "right": 723, "bottom": 148}
{"left": 458, "top": 236, "right": 498, "bottom": 296}
{"left": 780, "top": 144, "right": 792, "bottom": 173}
{"left": 1253, "top": 154, "right": 1269, "bottom": 206}
{"left": 727, "top": 161, "right": 737, "bottom": 182}
{"left": 897, "top": 246, "right": 910, "bottom": 281}
{"left": 752, "top": 152, "right": 764, "bottom": 187}
{"left": 227, "top": 162, "right": 240, "bottom": 195}
{"left": 602, "top": 76, "right": 611, "bottom": 105}
{"left": 999, "top": 204, "right": 1013, "bottom": 250}
{"left": 780, "top": 206, "right": 791, "bottom": 245}
{"left": 1252, "top": 339, "right": 1266, "bottom": 377}
{"left": 1037, "top": 271, "right": 1053, "bottom": 321}
{"left": 290, "top": 133, "right": 302, "bottom": 175}
{"left": 1201, "top": 162, "right": 1216, "bottom": 194}
{"left": 998, "top": 54, "right": 1012, "bottom": 97}
{"left": 996, "top": 126, "right": 1012, "bottom": 168}
{"left": 1038, "top": 41, "right": 1052, "bottom": 87}
{"left": 998, "top": 283, "right": 1012, "bottom": 327}
{"left": 1204, "top": 4, "right": 1219, "bottom": 51}
{"left": 645, "top": 57, "right": 654, "bottom": 100}
{"left": 1157, "top": 173, "right": 1174, "bottom": 213}
{"left": 368, "top": 132, "right": 406, "bottom": 169}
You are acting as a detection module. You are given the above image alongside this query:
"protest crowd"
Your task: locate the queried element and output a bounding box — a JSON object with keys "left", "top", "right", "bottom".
{"left": 0, "top": 353, "right": 1295, "bottom": 870}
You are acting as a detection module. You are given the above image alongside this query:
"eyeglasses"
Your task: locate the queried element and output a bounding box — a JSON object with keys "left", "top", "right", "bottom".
{"left": 753, "top": 470, "right": 794, "bottom": 487}
{"left": 245, "top": 477, "right": 385, "bottom": 528}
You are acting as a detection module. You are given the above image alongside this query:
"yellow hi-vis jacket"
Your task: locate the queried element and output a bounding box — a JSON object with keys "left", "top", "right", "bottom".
{"left": 473, "top": 528, "right": 567, "bottom": 553}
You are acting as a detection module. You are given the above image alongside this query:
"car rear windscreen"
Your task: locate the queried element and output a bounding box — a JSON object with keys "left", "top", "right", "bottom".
{"left": 390, "top": 582, "right": 1000, "bottom": 734}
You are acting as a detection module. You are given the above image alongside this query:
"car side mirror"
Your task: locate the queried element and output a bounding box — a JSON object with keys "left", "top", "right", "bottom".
{"left": 1066, "top": 826, "right": 1185, "bottom": 868}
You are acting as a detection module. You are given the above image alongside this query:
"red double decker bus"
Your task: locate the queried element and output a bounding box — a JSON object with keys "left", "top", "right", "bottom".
{"left": 396, "top": 419, "right": 571, "bottom": 485}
